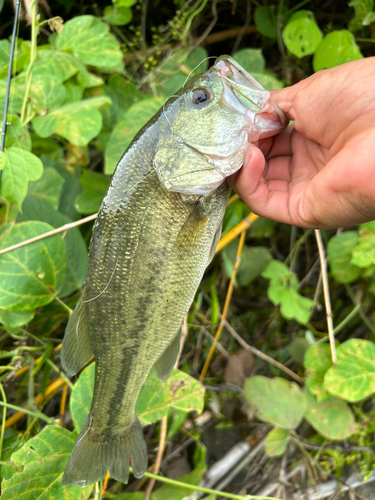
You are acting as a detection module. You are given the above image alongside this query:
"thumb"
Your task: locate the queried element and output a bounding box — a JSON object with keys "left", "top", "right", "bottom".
{"left": 227, "top": 145, "right": 266, "bottom": 201}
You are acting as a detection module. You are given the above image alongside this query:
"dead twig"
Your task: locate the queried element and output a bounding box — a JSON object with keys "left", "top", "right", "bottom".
{"left": 143, "top": 314, "right": 189, "bottom": 499}
{"left": 314, "top": 230, "right": 336, "bottom": 365}
{"left": 224, "top": 321, "right": 304, "bottom": 385}
{"left": 200, "top": 230, "right": 247, "bottom": 380}
{"left": 0, "top": 213, "right": 97, "bottom": 256}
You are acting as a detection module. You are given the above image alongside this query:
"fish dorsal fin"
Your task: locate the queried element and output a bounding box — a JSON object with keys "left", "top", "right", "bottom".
{"left": 153, "top": 329, "right": 182, "bottom": 383}
{"left": 60, "top": 292, "right": 94, "bottom": 377}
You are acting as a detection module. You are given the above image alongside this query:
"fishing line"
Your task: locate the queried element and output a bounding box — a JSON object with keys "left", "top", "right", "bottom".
{"left": 183, "top": 55, "right": 217, "bottom": 87}
{"left": 82, "top": 256, "right": 120, "bottom": 304}
{"left": 75, "top": 413, "right": 92, "bottom": 447}
{"left": 75, "top": 315, "right": 81, "bottom": 341}
{"left": 0, "top": 0, "right": 22, "bottom": 185}
{"left": 162, "top": 94, "right": 179, "bottom": 129}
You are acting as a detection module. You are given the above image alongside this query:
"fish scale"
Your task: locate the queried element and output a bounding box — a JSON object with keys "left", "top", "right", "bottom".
{"left": 61, "top": 55, "right": 287, "bottom": 487}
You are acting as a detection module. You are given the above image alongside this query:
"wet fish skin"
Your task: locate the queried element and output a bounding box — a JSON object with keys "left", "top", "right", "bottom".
{"left": 61, "top": 55, "right": 287, "bottom": 487}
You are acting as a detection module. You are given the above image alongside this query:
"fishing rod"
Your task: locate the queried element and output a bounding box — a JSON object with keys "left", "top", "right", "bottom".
{"left": 0, "top": 0, "right": 21, "bottom": 184}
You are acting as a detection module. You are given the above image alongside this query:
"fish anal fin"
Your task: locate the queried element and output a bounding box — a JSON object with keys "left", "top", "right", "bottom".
{"left": 60, "top": 293, "right": 94, "bottom": 377}
{"left": 62, "top": 413, "right": 148, "bottom": 487}
{"left": 153, "top": 329, "right": 181, "bottom": 383}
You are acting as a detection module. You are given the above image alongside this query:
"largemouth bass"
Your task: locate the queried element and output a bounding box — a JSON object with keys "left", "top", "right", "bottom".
{"left": 61, "top": 56, "right": 286, "bottom": 487}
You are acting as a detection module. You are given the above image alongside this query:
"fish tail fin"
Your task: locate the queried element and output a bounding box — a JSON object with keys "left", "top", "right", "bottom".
{"left": 62, "top": 413, "right": 148, "bottom": 487}
{"left": 61, "top": 292, "right": 94, "bottom": 377}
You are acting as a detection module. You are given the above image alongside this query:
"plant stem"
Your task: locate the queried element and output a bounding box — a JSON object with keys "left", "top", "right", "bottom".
{"left": 287, "top": 0, "right": 312, "bottom": 15}
{"left": 356, "top": 38, "right": 375, "bottom": 43}
{"left": 142, "top": 471, "right": 278, "bottom": 500}
{"left": 345, "top": 285, "right": 375, "bottom": 336}
{"left": 46, "top": 359, "right": 74, "bottom": 390}
{"left": 333, "top": 303, "right": 361, "bottom": 335}
{"left": 54, "top": 295, "right": 72, "bottom": 314}
{"left": 0, "top": 400, "right": 54, "bottom": 424}
{"left": 21, "top": 0, "right": 37, "bottom": 124}
{"left": 0, "top": 383, "right": 7, "bottom": 475}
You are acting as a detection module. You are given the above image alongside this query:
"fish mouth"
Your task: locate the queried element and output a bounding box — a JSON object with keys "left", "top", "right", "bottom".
{"left": 213, "top": 56, "right": 287, "bottom": 140}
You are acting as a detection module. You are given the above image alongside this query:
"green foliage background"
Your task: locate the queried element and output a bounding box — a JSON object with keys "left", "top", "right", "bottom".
{"left": 1, "top": 0, "right": 375, "bottom": 498}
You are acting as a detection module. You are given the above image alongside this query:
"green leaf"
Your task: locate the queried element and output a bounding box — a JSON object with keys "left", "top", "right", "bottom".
{"left": 0, "top": 75, "right": 25, "bottom": 115}
{"left": 1, "top": 425, "right": 93, "bottom": 499}
{"left": 30, "top": 73, "right": 67, "bottom": 113}
{"left": 313, "top": 30, "right": 363, "bottom": 72}
{"left": 304, "top": 393, "right": 356, "bottom": 440}
{"left": 136, "top": 366, "right": 205, "bottom": 425}
{"left": 251, "top": 72, "right": 283, "bottom": 90}
{"left": 34, "top": 49, "right": 80, "bottom": 82}
{"left": 75, "top": 171, "right": 109, "bottom": 214}
{"left": 152, "top": 464, "right": 207, "bottom": 500}
{"left": 349, "top": 0, "right": 375, "bottom": 31}
{"left": 166, "top": 408, "right": 188, "bottom": 440}
{"left": 254, "top": 6, "right": 277, "bottom": 38}
{"left": 0, "top": 309, "right": 35, "bottom": 329}
{"left": 1, "top": 115, "right": 31, "bottom": 150}
{"left": 239, "top": 246, "right": 272, "bottom": 286}
{"left": 0, "top": 148, "right": 43, "bottom": 208}
{"left": 63, "top": 81, "right": 84, "bottom": 104}
{"left": 28, "top": 167, "right": 65, "bottom": 210}
{"left": 76, "top": 63, "right": 104, "bottom": 88}
{"left": 279, "top": 288, "right": 315, "bottom": 325}
{"left": 304, "top": 343, "right": 332, "bottom": 401}
{"left": 243, "top": 376, "right": 306, "bottom": 429}
{"left": 351, "top": 222, "right": 375, "bottom": 268}
{"left": 16, "top": 195, "right": 88, "bottom": 298}
{"left": 264, "top": 428, "right": 289, "bottom": 456}
{"left": 70, "top": 363, "right": 205, "bottom": 432}
{"left": 262, "top": 260, "right": 314, "bottom": 324}
{"left": 57, "top": 167, "right": 82, "bottom": 221}
{"left": 249, "top": 217, "right": 276, "bottom": 238}
{"left": 104, "top": 5, "right": 133, "bottom": 25}
{"left": 31, "top": 135, "right": 65, "bottom": 165}
{"left": 155, "top": 47, "right": 209, "bottom": 97}
{"left": 32, "top": 97, "right": 111, "bottom": 146}
{"left": 223, "top": 244, "right": 272, "bottom": 286}
{"left": 327, "top": 231, "right": 361, "bottom": 283}
{"left": 233, "top": 48, "right": 265, "bottom": 74}
{"left": 185, "top": 47, "right": 209, "bottom": 74}
{"left": 0, "top": 39, "right": 30, "bottom": 80}
{"left": 282, "top": 11, "right": 322, "bottom": 58}
{"left": 288, "top": 337, "right": 310, "bottom": 364}
{"left": 105, "top": 97, "right": 164, "bottom": 174}
{"left": 0, "top": 221, "right": 66, "bottom": 310}
{"left": 0, "top": 151, "right": 6, "bottom": 170}
{"left": 324, "top": 339, "right": 375, "bottom": 402}
{"left": 261, "top": 259, "right": 290, "bottom": 280}
{"left": 57, "top": 15, "right": 124, "bottom": 72}
{"left": 103, "top": 76, "right": 144, "bottom": 128}
{"left": 116, "top": 0, "right": 137, "bottom": 5}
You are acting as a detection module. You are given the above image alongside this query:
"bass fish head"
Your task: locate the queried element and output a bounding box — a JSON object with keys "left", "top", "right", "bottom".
{"left": 154, "top": 55, "right": 287, "bottom": 196}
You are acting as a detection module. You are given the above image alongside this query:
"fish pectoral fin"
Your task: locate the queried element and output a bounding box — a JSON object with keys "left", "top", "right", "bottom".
{"left": 62, "top": 413, "right": 148, "bottom": 487}
{"left": 60, "top": 292, "right": 94, "bottom": 377}
{"left": 207, "top": 223, "right": 222, "bottom": 267}
{"left": 153, "top": 328, "right": 182, "bottom": 383}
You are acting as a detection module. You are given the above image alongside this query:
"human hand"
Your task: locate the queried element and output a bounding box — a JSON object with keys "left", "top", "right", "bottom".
{"left": 227, "top": 57, "right": 375, "bottom": 230}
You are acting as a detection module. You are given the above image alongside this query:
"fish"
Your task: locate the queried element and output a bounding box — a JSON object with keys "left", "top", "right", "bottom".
{"left": 60, "top": 55, "right": 286, "bottom": 487}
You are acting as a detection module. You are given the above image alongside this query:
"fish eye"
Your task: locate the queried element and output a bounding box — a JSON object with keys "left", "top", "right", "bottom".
{"left": 191, "top": 88, "right": 211, "bottom": 106}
